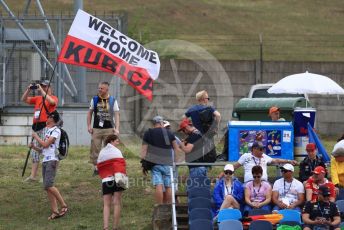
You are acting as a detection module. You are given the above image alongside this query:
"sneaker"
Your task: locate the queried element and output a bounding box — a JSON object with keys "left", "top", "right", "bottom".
{"left": 24, "top": 176, "right": 38, "bottom": 182}
{"left": 93, "top": 169, "right": 98, "bottom": 176}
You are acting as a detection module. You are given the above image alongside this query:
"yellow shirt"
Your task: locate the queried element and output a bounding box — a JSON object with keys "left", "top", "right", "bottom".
{"left": 331, "top": 156, "right": 344, "bottom": 186}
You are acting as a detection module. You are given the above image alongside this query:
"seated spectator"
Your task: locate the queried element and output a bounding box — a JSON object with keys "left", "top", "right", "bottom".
{"left": 244, "top": 165, "right": 272, "bottom": 212}
{"left": 268, "top": 106, "right": 286, "bottom": 121}
{"left": 302, "top": 185, "right": 341, "bottom": 230}
{"left": 299, "top": 143, "right": 326, "bottom": 183}
{"left": 212, "top": 164, "right": 244, "bottom": 216}
{"left": 305, "top": 166, "right": 336, "bottom": 203}
{"left": 272, "top": 164, "right": 305, "bottom": 212}
{"left": 331, "top": 136, "right": 344, "bottom": 200}
{"left": 233, "top": 141, "right": 297, "bottom": 183}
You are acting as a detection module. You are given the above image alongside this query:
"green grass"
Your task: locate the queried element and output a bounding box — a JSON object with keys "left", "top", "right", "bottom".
{"left": 0, "top": 137, "right": 338, "bottom": 229}
{"left": 2, "top": 0, "right": 344, "bottom": 61}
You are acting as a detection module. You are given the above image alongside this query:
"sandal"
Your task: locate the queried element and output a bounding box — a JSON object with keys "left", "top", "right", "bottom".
{"left": 59, "top": 205, "right": 68, "bottom": 217}
{"left": 48, "top": 211, "right": 61, "bottom": 220}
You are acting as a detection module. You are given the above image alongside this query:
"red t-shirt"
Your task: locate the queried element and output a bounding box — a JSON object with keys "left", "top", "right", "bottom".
{"left": 305, "top": 177, "right": 336, "bottom": 202}
{"left": 28, "top": 95, "right": 58, "bottom": 123}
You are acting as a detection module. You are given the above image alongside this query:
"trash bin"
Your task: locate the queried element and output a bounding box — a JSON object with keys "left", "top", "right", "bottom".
{"left": 232, "top": 97, "right": 309, "bottom": 121}
{"left": 293, "top": 108, "right": 316, "bottom": 161}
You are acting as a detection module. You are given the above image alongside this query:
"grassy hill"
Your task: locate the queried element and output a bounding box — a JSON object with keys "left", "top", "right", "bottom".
{"left": 2, "top": 0, "right": 344, "bottom": 61}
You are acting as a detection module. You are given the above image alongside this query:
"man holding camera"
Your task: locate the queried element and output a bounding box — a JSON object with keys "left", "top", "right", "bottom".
{"left": 21, "top": 80, "right": 58, "bottom": 182}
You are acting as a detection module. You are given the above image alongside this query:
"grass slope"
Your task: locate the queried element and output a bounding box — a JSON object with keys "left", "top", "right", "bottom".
{"left": 1, "top": 0, "right": 344, "bottom": 60}
{"left": 0, "top": 138, "right": 337, "bottom": 229}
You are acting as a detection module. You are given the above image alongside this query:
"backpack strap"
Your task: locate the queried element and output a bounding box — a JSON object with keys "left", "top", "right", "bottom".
{"left": 93, "top": 95, "right": 99, "bottom": 113}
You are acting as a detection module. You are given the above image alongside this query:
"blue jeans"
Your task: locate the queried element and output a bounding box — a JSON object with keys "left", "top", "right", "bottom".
{"left": 337, "top": 188, "right": 344, "bottom": 200}
{"left": 189, "top": 166, "right": 208, "bottom": 177}
{"left": 244, "top": 204, "right": 271, "bottom": 212}
{"left": 151, "top": 165, "right": 172, "bottom": 187}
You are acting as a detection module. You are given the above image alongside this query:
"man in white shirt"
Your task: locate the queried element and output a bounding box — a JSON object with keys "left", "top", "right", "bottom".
{"left": 233, "top": 142, "right": 297, "bottom": 183}
{"left": 272, "top": 164, "right": 305, "bottom": 212}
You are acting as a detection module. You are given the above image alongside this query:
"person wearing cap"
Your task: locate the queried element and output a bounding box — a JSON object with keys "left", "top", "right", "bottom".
{"left": 302, "top": 185, "right": 341, "bottom": 230}
{"left": 21, "top": 80, "right": 58, "bottom": 182}
{"left": 233, "top": 141, "right": 298, "bottom": 183}
{"left": 87, "top": 81, "right": 120, "bottom": 176}
{"left": 30, "top": 111, "right": 68, "bottom": 220}
{"left": 269, "top": 106, "right": 286, "bottom": 121}
{"left": 299, "top": 143, "right": 326, "bottom": 183}
{"left": 305, "top": 166, "right": 336, "bottom": 203}
{"left": 140, "top": 116, "right": 180, "bottom": 204}
{"left": 272, "top": 164, "right": 305, "bottom": 212}
{"left": 244, "top": 165, "right": 272, "bottom": 212}
{"left": 331, "top": 136, "right": 344, "bottom": 200}
{"left": 178, "top": 118, "right": 211, "bottom": 177}
{"left": 212, "top": 164, "right": 244, "bottom": 216}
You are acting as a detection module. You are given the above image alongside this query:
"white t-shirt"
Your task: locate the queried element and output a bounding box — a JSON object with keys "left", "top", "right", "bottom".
{"left": 272, "top": 178, "right": 304, "bottom": 205}
{"left": 42, "top": 126, "right": 61, "bottom": 162}
{"left": 238, "top": 153, "right": 273, "bottom": 182}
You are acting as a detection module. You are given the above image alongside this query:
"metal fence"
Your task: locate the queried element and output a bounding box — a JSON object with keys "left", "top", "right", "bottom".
{"left": 0, "top": 12, "right": 127, "bottom": 108}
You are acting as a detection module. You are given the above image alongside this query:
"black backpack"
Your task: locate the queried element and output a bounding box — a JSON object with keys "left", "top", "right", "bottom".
{"left": 57, "top": 128, "right": 70, "bottom": 160}
{"left": 199, "top": 106, "right": 215, "bottom": 134}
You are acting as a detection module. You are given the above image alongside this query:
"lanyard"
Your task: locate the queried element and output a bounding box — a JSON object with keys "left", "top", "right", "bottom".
{"left": 252, "top": 155, "right": 261, "bottom": 166}
{"left": 317, "top": 202, "right": 328, "bottom": 218}
{"left": 253, "top": 183, "right": 262, "bottom": 198}
{"left": 283, "top": 179, "right": 293, "bottom": 196}
{"left": 225, "top": 182, "right": 233, "bottom": 195}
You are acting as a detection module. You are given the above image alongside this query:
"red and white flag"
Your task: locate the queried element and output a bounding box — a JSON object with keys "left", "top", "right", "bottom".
{"left": 58, "top": 9, "right": 160, "bottom": 101}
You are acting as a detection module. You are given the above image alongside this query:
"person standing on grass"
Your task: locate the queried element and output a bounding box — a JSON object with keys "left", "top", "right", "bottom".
{"left": 97, "top": 134, "right": 127, "bottom": 230}
{"left": 30, "top": 110, "right": 68, "bottom": 220}
{"left": 21, "top": 80, "right": 58, "bottom": 182}
{"left": 87, "top": 81, "right": 120, "bottom": 176}
{"left": 140, "top": 116, "right": 180, "bottom": 204}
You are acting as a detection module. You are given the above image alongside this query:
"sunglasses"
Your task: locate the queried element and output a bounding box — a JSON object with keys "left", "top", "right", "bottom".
{"left": 224, "top": 170, "right": 233, "bottom": 175}
{"left": 253, "top": 175, "right": 261, "bottom": 179}
{"left": 205, "top": 97, "right": 210, "bottom": 100}
{"left": 281, "top": 170, "right": 292, "bottom": 173}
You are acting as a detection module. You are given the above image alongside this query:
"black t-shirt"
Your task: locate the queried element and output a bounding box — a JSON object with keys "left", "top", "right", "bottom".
{"left": 93, "top": 98, "right": 114, "bottom": 129}
{"left": 142, "top": 128, "right": 176, "bottom": 165}
{"left": 302, "top": 201, "right": 340, "bottom": 221}
{"left": 299, "top": 156, "right": 326, "bottom": 182}
{"left": 185, "top": 130, "right": 204, "bottom": 164}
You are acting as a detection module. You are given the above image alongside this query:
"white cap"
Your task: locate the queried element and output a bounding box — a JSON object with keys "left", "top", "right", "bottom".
{"left": 224, "top": 164, "right": 234, "bottom": 172}
{"left": 332, "top": 140, "right": 344, "bottom": 157}
{"left": 280, "top": 163, "right": 294, "bottom": 172}
{"left": 163, "top": 120, "right": 170, "bottom": 128}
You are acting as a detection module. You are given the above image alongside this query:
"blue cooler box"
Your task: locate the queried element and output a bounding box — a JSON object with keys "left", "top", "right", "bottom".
{"left": 228, "top": 121, "right": 294, "bottom": 161}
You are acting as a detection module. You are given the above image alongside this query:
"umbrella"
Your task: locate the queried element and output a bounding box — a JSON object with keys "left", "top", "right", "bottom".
{"left": 267, "top": 71, "right": 344, "bottom": 95}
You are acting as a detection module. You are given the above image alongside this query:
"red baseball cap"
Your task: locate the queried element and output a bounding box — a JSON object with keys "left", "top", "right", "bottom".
{"left": 306, "top": 143, "right": 316, "bottom": 151}
{"left": 178, "top": 118, "right": 192, "bottom": 131}
{"left": 313, "top": 166, "right": 326, "bottom": 174}
{"left": 269, "top": 106, "right": 280, "bottom": 115}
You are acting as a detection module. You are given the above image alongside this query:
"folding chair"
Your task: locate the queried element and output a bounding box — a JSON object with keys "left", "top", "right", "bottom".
{"left": 278, "top": 209, "right": 302, "bottom": 224}
{"left": 189, "top": 219, "right": 213, "bottom": 230}
{"left": 189, "top": 208, "right": 212, "bottom": 223}
{"left": 249, "top": 220, "right": 273, "bottom": 230}
{"left": 219, "top": 219, "right": 243, "bottom": 230}
{"left": 248, "top": 209, "right": 271, "bottom": 216}
{"left": 217, "top": 208, "right": 242, "bottom": 222}
{"left": 188, "top": 187, "right": 211, "bottom": 200}
{"left": 188, "top": 197, "right": 212, "bottom": 212}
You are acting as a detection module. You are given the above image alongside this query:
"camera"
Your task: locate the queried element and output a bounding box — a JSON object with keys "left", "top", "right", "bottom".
{"left": 29, "top": 80, "right": 41, "bottom": 90}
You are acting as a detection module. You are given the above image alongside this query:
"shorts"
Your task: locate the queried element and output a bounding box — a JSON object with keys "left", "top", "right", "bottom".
{"left": 151, "top": 165, "right": 172, "bottom": 187}
{"left": 102, "top": 180, "right": 125, "bottom": 195}
{"left": 42, "top": 160, "right": 57, "bottom": 189}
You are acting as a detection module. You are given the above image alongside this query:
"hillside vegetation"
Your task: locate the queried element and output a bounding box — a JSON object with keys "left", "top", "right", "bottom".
{"left": 2, "top": 0, "right": 344, "bottom": 61}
